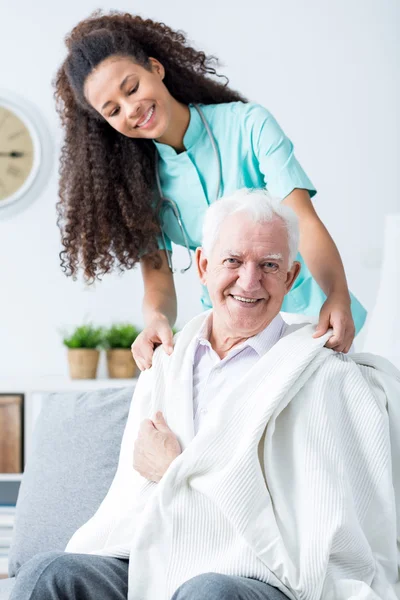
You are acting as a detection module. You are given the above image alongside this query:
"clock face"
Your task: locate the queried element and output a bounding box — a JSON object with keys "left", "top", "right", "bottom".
{"left": 0, "top": 104, "right": 38, "bottom": 206}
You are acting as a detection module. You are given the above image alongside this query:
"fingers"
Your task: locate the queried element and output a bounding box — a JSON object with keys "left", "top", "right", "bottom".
{"left": 314, "top": 304, "right": 355, "bottom": 352}
{"left": 325, "top": 334, "right": 345, "bottom": 351}
{"left": 312, "top": 312, "right": 330, "bottom": 339}
{"left": 138, "top": 418, "right": 156, "bottom": 436}
{"left": 155, "top": 320, "right": 174, "bottom": 356}
{"left": 324, "top": 321, "right": 345, "bottom": 349}
{"left": 325, "top": 337, "right": 342, "bottom": 350}
{"left": 342, "top": 342, "right": 353, "bottom": 354}
{"left": 325, "top": 324, "right": 355, "bottom": 353}
{"left": 131, "top": 335, "right": 155, "bottom": 371}
{"left": 314, "top": 296, "right": 356, "bottom": 353}
{"left": 153, "top": 411, "right": 166, "bottom": 424}
{"left": 131, "top": 322, "right": 175, "bottom": 371}
{"left": 152, "top": 411, "right": 170, "bottom": 433}
{"left": 160, "top": 330, "right": 174, "bottom": 356}
{"left": 139, "top": 415, "right": 170, "bottom": 436}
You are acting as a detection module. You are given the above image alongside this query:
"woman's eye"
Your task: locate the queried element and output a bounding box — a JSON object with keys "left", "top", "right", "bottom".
{"left": 109, "top": 108, "right": 120, "bottom": 118}
{"left": 128, "top": 83, "right": 139, "bottom": 95}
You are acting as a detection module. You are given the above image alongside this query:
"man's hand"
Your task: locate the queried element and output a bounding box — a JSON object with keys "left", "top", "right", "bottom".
{"left": 133, "top": 412, "right": 181, "bottom": 482}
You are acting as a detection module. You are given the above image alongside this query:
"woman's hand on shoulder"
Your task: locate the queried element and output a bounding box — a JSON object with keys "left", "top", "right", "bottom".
{"left": 131, "top": 313, "right": 174, "bottom": 371}
{"left": 313, "top": 292, "right": 355, "bottom": 353}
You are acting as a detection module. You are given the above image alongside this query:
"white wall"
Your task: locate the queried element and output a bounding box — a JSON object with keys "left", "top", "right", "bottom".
{"left": 0, "top": 0, "right": 399, "bottom": 378}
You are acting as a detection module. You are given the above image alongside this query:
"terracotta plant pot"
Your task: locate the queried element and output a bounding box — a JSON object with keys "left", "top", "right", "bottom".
{"left": 67, "top": 349, "right": 100, "bottom": 379}
{"left": 106, "top": 349, "right": 137, "bottom": 379}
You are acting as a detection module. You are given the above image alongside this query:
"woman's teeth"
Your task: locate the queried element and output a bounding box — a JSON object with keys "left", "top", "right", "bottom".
{"left": 137, "top": 106, "right": 154, "bottom": 128}
{"left": 232, "top": 295, "right": 259, "bottom": 303}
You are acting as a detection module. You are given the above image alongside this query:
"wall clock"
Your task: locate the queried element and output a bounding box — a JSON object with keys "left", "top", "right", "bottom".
{"left": 0, "top": 91, "right": 51, "bottom": 217}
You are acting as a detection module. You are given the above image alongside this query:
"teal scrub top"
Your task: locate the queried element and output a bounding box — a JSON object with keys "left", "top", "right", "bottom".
{"left": 153, "top": 102, "right": 366, "bottom": 333}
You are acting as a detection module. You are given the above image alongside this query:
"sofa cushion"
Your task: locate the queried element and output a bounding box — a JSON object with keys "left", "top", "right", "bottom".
{"left": 8, "top": 386, "right": 133, "bottom": 577}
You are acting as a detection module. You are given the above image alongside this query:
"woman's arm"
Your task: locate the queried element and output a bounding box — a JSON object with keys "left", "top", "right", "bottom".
{"left": 283, "top": 188, "right": 355, "bottom": 352}
{"left": 245, "top": 104, "right": 355, "bottom": 351}
{"left": 141, "top": 250, "right": 177, "bottom": 328}
{"left": 131, "top": 250, "right": 177, "bottom": 370}
{"left": 283, "top": 189, "right": 350, "bottom": 299}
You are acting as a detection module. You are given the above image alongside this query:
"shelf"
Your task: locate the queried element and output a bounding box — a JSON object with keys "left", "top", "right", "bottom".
{"left": 0, "top": 376, "right": 137, "bottom": 393}
{"left": 0, "top": 474, "right": 22, "bottom": 482}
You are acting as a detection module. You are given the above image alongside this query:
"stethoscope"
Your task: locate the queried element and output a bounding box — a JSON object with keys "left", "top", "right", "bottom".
{"left": 155, "top": 104, "right": 223, "bottom": 273}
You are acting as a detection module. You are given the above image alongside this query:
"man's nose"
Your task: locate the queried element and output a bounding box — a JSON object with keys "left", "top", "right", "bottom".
{"left": 237, "top": 264, "right": 262, "bottom": 292}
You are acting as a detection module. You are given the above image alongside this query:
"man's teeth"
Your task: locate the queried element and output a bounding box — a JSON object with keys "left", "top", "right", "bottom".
{"left": 232, "top": 295, "right": 258, "bottom": 303}
{"left": 137, "top": 106, "right": 154, "bottom": 127}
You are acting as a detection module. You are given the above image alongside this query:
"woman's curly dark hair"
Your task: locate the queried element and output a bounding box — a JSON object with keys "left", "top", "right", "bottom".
{"left": 55, "top": 10, "right": 246, "bottom": 281}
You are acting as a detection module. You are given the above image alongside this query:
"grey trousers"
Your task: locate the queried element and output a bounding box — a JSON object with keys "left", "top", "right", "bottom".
{"left": 9, "top": 551, "right": 288, "bottom": 600}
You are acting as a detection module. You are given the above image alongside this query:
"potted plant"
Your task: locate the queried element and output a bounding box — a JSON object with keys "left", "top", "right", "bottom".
{"left": 62, "top": 324, "right": 103, "bottom": 379}
{"left": 103, "top": 323, "right": 140, "bottom": 379}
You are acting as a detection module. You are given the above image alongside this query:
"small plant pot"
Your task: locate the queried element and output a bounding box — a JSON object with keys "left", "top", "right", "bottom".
{"left": 67, "top": 349, "right": 100, "bottom": 379}
{"left": 106, "top": 349, "right": 137, "bottom": 379}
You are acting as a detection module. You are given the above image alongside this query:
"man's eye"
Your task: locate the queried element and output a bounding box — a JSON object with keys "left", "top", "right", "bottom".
{"left": 224, "top": 258, "right": 240, "bottom": 266}
{"left": 263, "top": 262, "right": 278, "bottom": 271}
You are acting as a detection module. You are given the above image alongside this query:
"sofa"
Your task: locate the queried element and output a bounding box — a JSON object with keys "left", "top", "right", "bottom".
{"left": 0, "top": 386, "right": 134, "bottom": 600}
{"left": 2, "top": 382, "right": 400, "bottom": 600}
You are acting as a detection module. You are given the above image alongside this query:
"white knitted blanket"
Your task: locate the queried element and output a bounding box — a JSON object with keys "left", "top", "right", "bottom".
{"left": 66, "top": 313, "right": 400, "bottom": 600}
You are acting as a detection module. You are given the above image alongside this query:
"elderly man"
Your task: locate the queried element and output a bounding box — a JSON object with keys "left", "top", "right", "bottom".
{"left": 10, "top": 190, "right": 400, "bottom": 600}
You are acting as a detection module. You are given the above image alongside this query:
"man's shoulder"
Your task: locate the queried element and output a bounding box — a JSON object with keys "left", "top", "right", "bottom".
{"left": 151, "top": 312, "right": 211, "bottom": 370}
{"left": 312, "top": 350, "right": 392, "bottom": 390}
{"left": 280, "top": 312, "right": 317, "bottom": 327}
{"left": 173, "top": 312, "right": 212, "bottom": 347}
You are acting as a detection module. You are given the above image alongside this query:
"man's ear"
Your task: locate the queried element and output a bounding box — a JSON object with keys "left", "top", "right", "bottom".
{"left": 195, "top": 247, "right": 208, "bottom": 285}
{"left": 285, "top": 261, "right": 301, "bottom": 294}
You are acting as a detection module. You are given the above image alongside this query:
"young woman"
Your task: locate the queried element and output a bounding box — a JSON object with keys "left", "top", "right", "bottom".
{"left": 55, "top": 11, "right": 366, "bottom": 370}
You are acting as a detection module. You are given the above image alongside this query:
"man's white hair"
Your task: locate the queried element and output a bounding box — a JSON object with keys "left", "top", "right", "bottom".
{"left": 201, "top": 188, "right": 299, "bottom": 266}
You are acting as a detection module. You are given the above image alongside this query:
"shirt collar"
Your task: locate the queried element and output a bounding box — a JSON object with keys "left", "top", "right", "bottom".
{"left": 195, "top": 312, "right": 287, "bottom": 357}
{"left": 153, "top": 104, "right": 205, "bottom": 160}
{"left": 196, "top": 312, "right": 213, "bottom": 347}
{"left": 246, "top": 314, "right": 287, "bottom": 356}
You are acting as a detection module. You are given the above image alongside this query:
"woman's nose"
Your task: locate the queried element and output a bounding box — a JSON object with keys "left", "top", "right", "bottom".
{"left": 125, "top": 101, "right": 141, "bottom": 122}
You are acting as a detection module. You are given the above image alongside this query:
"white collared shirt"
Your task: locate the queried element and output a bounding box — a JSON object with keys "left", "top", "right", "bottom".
{"left": 192, "top": 313, "right": 287, "bottom": 435}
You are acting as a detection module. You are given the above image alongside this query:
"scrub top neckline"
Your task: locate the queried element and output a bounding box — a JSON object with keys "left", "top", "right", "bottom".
{"left": 153, "top": 104, "right": 206, "bottom": 159}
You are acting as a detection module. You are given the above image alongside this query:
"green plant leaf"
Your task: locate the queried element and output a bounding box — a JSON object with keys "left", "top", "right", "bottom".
{"left": 62, "top": 324, "right": 104, "bottom": 349}
{"left": 103, "top": 323, "right": 140, "bottom": 349}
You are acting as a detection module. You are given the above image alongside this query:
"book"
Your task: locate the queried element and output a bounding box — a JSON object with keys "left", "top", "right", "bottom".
{"left": 0, "top": 395, "right": 23, "bottom": 473}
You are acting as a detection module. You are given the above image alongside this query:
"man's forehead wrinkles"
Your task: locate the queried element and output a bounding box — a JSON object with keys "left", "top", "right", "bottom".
{"left": 220, "top": 248, "right": 284, "bottom": 260}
